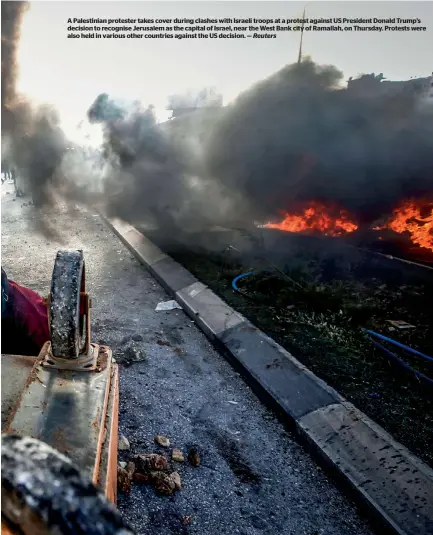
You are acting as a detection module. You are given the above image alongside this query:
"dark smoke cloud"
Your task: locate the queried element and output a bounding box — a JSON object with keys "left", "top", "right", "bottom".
{"left": 2, "top": 4, "right": 432, "bottom": 238}
{"left": 86, "top": 93, "right": 238, "bottom": 231}
{"left": 1, "top": 1, "right": 68, "bottom": 208}
{"left": 87, "top": 94, "right": 187, "bottom": 230}
{"left": 204, "top": 59, "right": 433, "bottom": 226}
{"left": 84, "top": 61, "right": 433, "bottom": 235}
{"left": 1, "top": 1, "right": 28, "bottom": 133}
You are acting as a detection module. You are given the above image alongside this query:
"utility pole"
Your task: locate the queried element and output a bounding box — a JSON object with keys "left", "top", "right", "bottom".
{"left": 297, "top": 8, "right": 307, "bottom": 65}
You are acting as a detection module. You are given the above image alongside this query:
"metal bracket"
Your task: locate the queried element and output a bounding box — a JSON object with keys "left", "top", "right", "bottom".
{"left": 41, "top": 343, "right": 99, "bottom": 372}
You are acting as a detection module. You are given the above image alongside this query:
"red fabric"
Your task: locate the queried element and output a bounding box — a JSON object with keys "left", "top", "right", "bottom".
{"left": 6, "top": 280, "right": 49, "bottom": 353}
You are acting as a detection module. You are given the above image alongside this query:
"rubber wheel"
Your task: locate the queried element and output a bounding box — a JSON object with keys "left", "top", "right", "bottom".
{"left": 1, "top": 434, "right": 135, "bottom": 535}
{"left": 49, "top": 250, "right": 85, "bottom": 359}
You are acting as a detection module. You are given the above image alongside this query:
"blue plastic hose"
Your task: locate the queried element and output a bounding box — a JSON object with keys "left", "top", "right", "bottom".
{"left": 369, "top": 338, "right": 433, "bottom": 387}
{"left": 231, "top": 272, "right": 432, "bottom": 385}
{"left": 232, "top": 271, "right": 255, "bottom": 292}
{"left": 364, "top": 329, "right": 433, "bottom": 364}
{"left": 232, "top": 269, "right": 280, "bottom": 292}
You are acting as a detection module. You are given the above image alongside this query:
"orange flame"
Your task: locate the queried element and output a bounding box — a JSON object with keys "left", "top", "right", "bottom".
{"left": 265, "top": 200, "right": 433, "bottom": 252}
{"left": 380, "top": 201, "right": 433, "bottom": 251}
{"left": 265, "top": 202, "right": 358, "bottom": 236}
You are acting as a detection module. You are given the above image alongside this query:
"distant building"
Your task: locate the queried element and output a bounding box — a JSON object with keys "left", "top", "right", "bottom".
{"left": 168, "top": 108, "right": 198, "bottom": 119}
{"left": 346, "top": 72, "right": 432, "bottom": 98}
{"left": 167, "top": 87, "right": 223, "bottom": 119}
{"left": 159, "top": 106, "right": 225, "bottom": 152}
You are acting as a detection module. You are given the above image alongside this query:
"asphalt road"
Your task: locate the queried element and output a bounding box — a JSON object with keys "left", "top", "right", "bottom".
{"left": 1, "top": 184, "right": 374, "bottom": 535}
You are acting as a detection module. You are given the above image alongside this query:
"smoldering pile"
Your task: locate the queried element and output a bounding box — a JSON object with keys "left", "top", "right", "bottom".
{"left": 204, "top": 59, "right": 433, "bottom": 227}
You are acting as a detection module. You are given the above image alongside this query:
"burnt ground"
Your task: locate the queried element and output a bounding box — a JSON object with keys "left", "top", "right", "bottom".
{"left": 142, "top": 227, "right": 433, "bottom": 469}
{"left": 1, "top": 184, "right": 375, "bottom": 535}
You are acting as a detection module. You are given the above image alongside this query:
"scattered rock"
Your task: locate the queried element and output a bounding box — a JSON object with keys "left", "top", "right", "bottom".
{"left": 134, "top": 453, "right": 168, "bottom": 472}
{"left": 119, "top": 341, "right": 147, "bottom": 366}
{"left": 155, "top": 435, "right": 171, "bottom": 448}
{"left": 188, "top": 446, "right": 201, "bottom": 467}
{"left": 117, "top": 466, "right": 132, "bottom": 493}
{"left": 132, "top": 334, "right": 144, "bottom": 342}
{"left": 133, "top": 472, "right": 152, "bottom": 484}
{"left": 118, "top": 435, "right": 130, "bottom": 451}
{"left": 156, "top": 339, "right": 171, "bottom": 347}
{"left": 125, "top": 344, "right": 146, "bottom": 361}
{"left": 125, "top": 461, "right": 136, "bottom": 477}
{"left": 172, "top": 448, "right": 184, "bottom": 462}
{"left": 170, "top": 471, "right": 182, "bottom": 490}
{"left": 151, "top": 471, "right": 176, "bottom": 495}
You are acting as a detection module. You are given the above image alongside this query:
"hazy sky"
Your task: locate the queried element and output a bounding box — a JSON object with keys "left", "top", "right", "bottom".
{"left": 17, "top": 1, "right": 433, "bottom": 143}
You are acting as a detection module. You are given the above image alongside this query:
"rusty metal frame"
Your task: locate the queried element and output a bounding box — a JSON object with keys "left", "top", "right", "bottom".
{"left": 3, "top": 346, "right": 119, "bottom": 490}
{"left": 96, "top": 363, "right": 120, "bottom": 503}
{"left": 1, "top": 249, "right": 120, "bottom": 524}
{"left": 1, "top": 517, "right": 15, "bottom": 535}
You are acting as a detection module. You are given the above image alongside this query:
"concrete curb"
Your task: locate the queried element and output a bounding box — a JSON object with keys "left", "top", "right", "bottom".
{"left": 104, "top": 216, "right": 433, "bottom": 535}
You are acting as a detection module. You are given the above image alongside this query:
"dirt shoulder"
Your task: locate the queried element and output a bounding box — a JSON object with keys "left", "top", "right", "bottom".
{"left": 144, "top": 228, "right": 433, "bottom": 469}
